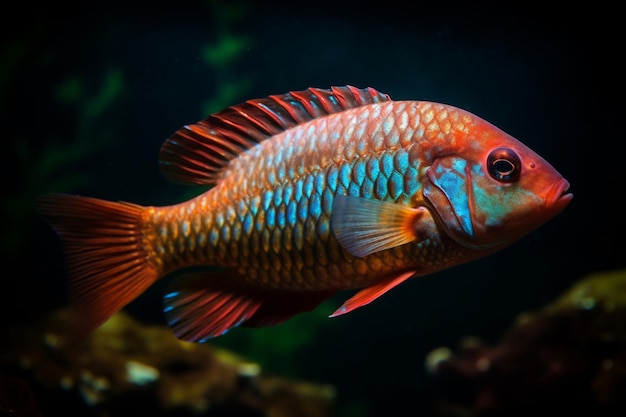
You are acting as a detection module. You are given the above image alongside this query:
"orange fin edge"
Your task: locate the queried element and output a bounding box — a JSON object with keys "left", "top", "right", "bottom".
{"left": 329, "top": 270, "right": 416, "bottom": 317}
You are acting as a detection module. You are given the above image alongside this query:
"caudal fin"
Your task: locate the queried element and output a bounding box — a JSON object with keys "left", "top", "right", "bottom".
{"left": 37, "top": 194, "right": 159, "bottom": 345}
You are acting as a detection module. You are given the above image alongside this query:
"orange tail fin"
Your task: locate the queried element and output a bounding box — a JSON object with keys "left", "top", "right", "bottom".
{"left": 37, "top": 194, "right": 159, "bottom": 345}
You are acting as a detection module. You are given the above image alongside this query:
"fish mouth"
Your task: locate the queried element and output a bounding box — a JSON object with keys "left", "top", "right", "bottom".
{"left": 546, "top": 178, "right": 573, "bottom": 211}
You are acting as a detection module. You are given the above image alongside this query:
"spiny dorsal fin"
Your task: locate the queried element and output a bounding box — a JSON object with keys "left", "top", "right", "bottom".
{"left": 159, "top": 86, "right": 391, "bottom": 185}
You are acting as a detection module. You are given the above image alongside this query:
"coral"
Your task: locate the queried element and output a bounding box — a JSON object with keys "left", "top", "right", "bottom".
{"left": 426, "top": 268, "right": 626, "bottom": 417}
{"left": 1, "top": 310, "right": 335, "bottom": 417}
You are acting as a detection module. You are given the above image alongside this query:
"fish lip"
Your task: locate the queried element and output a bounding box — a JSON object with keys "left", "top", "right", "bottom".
{"left": 546, "top": 178, "right": 573, "bottom": 210}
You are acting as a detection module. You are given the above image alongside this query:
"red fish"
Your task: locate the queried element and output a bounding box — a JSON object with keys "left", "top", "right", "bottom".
{"left": 38, "top": 86, "right": 573, "bottom": 343}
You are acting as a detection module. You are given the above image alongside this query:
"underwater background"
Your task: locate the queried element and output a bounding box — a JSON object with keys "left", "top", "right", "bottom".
{"left": 1, "top": 1, "right": 623, "bottom": 416}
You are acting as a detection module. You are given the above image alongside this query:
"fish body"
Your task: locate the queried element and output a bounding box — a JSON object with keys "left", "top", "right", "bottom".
{"left": 38, "top": 86, "right": 572, "bottom": 343}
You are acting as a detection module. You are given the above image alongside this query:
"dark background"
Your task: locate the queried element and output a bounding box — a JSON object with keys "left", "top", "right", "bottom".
{"left": 1, "top": 1, "right": 622, "bottom": 416}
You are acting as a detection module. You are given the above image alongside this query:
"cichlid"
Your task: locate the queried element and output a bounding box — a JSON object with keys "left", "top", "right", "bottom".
{"left": 38, "top": 86, "right": 573, "bottom": 343}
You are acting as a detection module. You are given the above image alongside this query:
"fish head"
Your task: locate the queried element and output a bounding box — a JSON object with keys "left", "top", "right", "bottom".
{"left": 423, "top": 117, "right": 573, "bottom": 251}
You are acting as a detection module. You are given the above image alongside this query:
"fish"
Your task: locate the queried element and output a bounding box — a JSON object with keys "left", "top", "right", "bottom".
{"left": 38, "top": 85, "right": 573, "bottom": 343}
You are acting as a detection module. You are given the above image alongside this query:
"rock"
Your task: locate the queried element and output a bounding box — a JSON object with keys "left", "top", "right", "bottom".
{"left": 1, "top": 310, "right": 335, "bottom": 417}
{"left": 426, "top": 269, "right": 626, "bottom": 417}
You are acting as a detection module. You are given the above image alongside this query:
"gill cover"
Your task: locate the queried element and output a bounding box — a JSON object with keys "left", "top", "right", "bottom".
{"left": 423, "top": 156, "right": 475, "bottom": 239}
{"left": 423, "top": 147, "right": 542, "bottom": 250}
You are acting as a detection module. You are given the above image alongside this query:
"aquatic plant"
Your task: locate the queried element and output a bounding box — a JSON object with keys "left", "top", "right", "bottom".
{"left": 200, "top": 0, "right": 253, "bottom": 116}
{"left": 3, "top": 65, "right": 125, "bottom": 256}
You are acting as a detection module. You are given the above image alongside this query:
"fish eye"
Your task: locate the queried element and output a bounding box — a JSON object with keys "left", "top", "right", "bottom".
{"left": 487, "top": 147, "right": 521, "bottom": 183}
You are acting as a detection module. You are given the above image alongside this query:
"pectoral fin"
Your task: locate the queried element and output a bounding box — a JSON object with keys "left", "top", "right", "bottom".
{"left": 329, "top": 270, "right": 417, "bottom": 317}
{"left": 331, "top": 195, "right": 428, "bottom": 257}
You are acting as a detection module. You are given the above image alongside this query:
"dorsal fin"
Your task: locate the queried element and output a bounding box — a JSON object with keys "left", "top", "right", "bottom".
{"left": 159, "top": 85, "right": 392, "bottom": 185}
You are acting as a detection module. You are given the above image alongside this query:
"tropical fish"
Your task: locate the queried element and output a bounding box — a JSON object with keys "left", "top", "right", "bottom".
{"left": 38, "top": 86, "right": 573, "bottom": 343}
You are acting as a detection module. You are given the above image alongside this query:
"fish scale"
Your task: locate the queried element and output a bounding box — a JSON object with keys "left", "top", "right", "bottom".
{"left": 147, "top": 103, "right": 433, "bottom": 291}
{"left": 38, "top": 85, "right": 572, "bottom": 342}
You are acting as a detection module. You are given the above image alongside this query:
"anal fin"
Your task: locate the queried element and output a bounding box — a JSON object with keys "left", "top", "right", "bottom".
{"left": 164, "top": 270, "right": 336, "bottom": 342}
